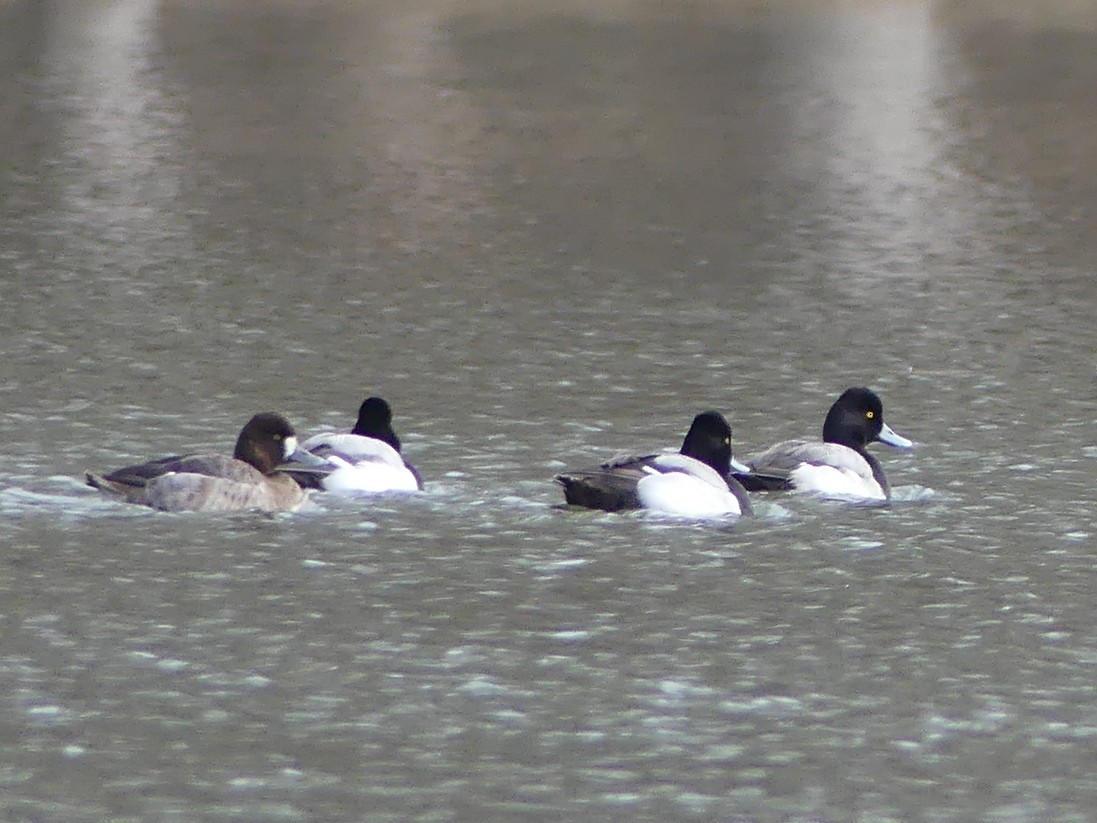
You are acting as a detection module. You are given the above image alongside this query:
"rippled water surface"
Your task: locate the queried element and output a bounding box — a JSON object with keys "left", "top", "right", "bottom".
{"left": 3, "top": 1, "right": 1097, "bottom": 820}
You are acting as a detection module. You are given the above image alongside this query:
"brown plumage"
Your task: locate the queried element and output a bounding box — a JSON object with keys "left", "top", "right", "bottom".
{"left": 85, "top": 413, "right": 310, "bottom": 513}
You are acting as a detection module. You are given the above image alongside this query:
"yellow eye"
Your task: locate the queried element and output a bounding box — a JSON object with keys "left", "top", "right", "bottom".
{"left": 866, "top": 411, "right": 875, "bottom": 419}
{"left": 724, "top": 436, "right": 730, "bottom": 445}
{"left": 273, "top": 433, "right": 283, "bottom": 440}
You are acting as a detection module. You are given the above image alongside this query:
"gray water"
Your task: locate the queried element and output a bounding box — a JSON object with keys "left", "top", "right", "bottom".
{"left": 2, "top": 1, "right": 1097, "bottom": 820}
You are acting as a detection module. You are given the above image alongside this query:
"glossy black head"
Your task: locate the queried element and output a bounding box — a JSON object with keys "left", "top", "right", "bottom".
{"left": 352, "top": 396, "right": 401, "bottom": 451}
{"left": 822, "top": 387, "right": 912, "bottom": 452}
{"left": 679, "top": 411, "right": 733, "bottom": 475}
{"left": 234, "top": 412, "right": 298, "bottom": 474}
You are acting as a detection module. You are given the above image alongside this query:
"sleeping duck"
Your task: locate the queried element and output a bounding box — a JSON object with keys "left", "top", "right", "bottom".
{"left": 283, "top": 396, "right": 423, "bottom": 495}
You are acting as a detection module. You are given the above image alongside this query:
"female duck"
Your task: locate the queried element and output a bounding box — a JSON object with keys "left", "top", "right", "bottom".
{"left": 556, "top": 411, "right": 753, "bottom": 517}
{"left": 286, "top": 396, "right": 423, "bottom": 494}
{"left": 85, "top": 412, "right": 319, "bottom": 512}
{"left": 735, "top": 387, "right": 912, "bottom": 501}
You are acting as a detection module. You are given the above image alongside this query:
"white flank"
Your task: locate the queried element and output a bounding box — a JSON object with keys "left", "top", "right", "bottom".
{"left": 637, "top": 469, "right": 741, "bottom": 517}
{"left": 322, "top": 461, "right": 420, "bottom": 494}
{"left": 788, "top": 463, "right": 885, "bottom": 501}
{"left": 301, "top": 433, "right": 420, "bottom": 495}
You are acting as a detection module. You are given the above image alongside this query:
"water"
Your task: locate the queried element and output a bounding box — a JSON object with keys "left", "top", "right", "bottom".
{"left": 2, "top": 1, "right": 1097, "bottom": 820}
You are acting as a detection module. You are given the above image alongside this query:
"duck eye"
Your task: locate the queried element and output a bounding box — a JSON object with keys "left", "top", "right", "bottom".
{"left": 724, "top": 437, "right": 730, "bottom": 445}
{"left": 866, "top": 411, "right": 875, "bottom": 419}
{"left": 273, "top": 433, "right": 283, "bottom": 440}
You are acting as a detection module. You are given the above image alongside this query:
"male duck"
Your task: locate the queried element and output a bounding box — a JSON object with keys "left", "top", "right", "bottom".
{"left": 283, "top": 396, "right": 423, "bottom": 494}
{"left": 85, "top": 412, "right": 320, "bottom": 512}
{"left": 556, "top": 411, "right": 753, "bottom": 517}
{"left": 735, "top": 387, "right": 912, "bottom": 501}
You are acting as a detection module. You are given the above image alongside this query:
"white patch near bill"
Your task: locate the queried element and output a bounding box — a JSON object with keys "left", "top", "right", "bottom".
{"left": 283, "top": 436, "right": 298, "bottom": 459}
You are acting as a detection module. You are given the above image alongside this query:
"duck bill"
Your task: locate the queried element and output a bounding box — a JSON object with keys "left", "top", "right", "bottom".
{"left": 877, "top": 423, "right": 913, "bottom": 449}
{"left": 279, "top": 447, "right": 335, "bottom": 474}
{"left": 730, "top": 456, "right": 752, "bottom": 474}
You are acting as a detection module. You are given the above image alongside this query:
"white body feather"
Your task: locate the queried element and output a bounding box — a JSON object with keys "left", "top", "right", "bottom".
{"left": 635, "top": 454, "right": 743, "bottom": 517}
{"left": 787, "top": 462, "right": 886, "bottom": 501}
{"left": 302, "top": 433, "right": 420, "bottom": 495}
{"left": 751, "top": 440, "right": 886, "bottom": 501}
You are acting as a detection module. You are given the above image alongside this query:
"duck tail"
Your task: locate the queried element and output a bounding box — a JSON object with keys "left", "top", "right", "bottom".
{"left": 85, "top": 471, "right": 148, "bottom": 504}
{"left": 86, "top": 471, "right": 119, "bottom": 493}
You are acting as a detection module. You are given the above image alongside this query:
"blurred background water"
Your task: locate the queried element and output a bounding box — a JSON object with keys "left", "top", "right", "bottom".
{"left": 2, "top": 1, "right": 1097, "bottom": 820}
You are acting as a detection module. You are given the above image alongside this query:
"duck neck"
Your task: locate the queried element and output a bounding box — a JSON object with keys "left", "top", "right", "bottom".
{"left": 234, "top": 437, "right": 276, "bottom": 475}
{"left": 861, "top": 450, "right": 891, "bottom": 498}
{"left": 353, "top": 427, "right": 401, "bottom": 452}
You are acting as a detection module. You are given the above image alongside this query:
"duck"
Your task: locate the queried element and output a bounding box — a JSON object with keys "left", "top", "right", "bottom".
{"left": 555, "top": 411, "right": 753, "bottom": 517}
{"left": 281, "top": 396, "right": 423, "bottom": 495}
{"left": 734, "top": 387, "right": 912, "bottom": 501}
{"left": 85, "top": 412, "right": 322, "bottom": 512}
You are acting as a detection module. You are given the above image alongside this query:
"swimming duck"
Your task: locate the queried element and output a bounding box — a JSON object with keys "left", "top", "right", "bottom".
{"left": 734, "top": 387, "right": 912, "bottom": 501}
{"left": 85, "top": 412, "right": 320, "bottom": 512}
{"left": 282, "top": 396, "right": 423, "bottom": 494}
{"left": 556, "top": 411, "right": 753, "bottom": 517}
